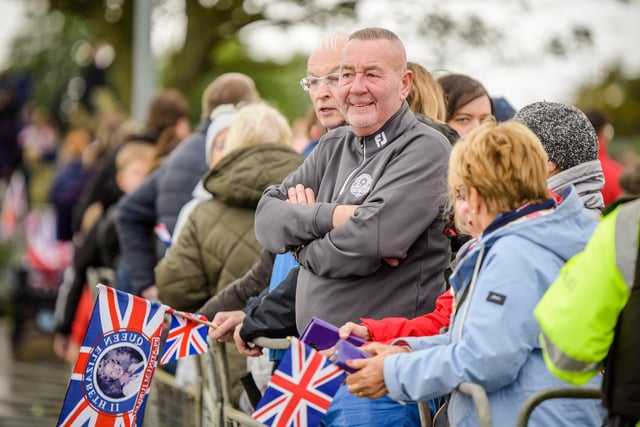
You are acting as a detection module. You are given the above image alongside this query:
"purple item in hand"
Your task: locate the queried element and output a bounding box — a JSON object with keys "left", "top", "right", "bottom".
{"left": 300, "top": 317, "right": 366, "bottom": 351}
{"left": 333, "top": 339, "right": 371, "bottom": 373}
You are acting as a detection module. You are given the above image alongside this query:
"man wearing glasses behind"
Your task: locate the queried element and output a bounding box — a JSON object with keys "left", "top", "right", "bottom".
{"left": 202, "top": 33, "right": 350, "bottom": 333}
{"left": 256, "top": 25, "right": 451, "bottom": 359}
{"left": 253, "top": 28, "right": 452, "bottom": 426}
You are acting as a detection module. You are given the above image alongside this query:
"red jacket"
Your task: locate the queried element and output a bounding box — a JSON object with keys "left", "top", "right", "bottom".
{"left": 599, "top": 145, "right": 623, "bottom": 206}
{"left": 360, "top": 290, "right": 453, "bottom": 342}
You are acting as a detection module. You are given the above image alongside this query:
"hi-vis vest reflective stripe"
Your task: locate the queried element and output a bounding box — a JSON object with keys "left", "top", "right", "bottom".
{"left": 540, "top": 199, "right": 640, "bottom": 376}
{"left": 541, "top": 333, "right": 600, "bottom": 374}
{"left": 615, "top": 200, "right": 640, "bottom": 293}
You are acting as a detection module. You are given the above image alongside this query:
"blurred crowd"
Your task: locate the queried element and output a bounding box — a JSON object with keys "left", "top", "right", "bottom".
{"left": 0, "top": 26, "right": 638, "bottom": 427}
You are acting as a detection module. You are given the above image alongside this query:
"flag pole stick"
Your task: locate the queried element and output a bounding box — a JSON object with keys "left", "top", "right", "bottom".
{"left": 94, "top": 283, "right": 219, "bottom": 328}
{"left": 169, "top": 309, "right": 218, "bottom": 329}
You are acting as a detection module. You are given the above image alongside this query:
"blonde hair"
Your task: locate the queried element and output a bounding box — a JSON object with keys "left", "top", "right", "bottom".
{"left": 222, "top": 102, "right": 293, "bottom": 157}
{"left": 407, "top": 62, "right": 447, "bottom": 122}
{"left": 449, "top": 120, "right": 549, "bottom": 215}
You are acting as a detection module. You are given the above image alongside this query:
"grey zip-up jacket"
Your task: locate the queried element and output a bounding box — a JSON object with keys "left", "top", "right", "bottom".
{"left": 255, "top": 102, "right": 452, "bottom": 332}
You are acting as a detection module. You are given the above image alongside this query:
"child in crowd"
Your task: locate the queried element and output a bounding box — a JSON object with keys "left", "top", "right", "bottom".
{"left": 53, "top": 141, "right": 156, "bottom": 365}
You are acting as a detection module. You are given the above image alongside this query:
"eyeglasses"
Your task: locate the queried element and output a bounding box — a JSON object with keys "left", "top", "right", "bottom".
{"left": 299, "top": 74, "right": 340, "bottom": 91}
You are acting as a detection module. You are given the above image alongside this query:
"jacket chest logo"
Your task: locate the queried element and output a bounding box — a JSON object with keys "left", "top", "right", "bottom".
{"left": 486, "top": 291, "right": 506, "bottom": 305}
{"left": 350, "top": 173, "right": 373, "bottom": 197}
{"left": 374, "top": 131, "right": 387, "bottom": 147}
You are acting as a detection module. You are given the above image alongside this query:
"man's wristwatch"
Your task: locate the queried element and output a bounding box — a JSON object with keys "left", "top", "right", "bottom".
{"left": 290, "top": 244, "right": 305, "bottom": 264}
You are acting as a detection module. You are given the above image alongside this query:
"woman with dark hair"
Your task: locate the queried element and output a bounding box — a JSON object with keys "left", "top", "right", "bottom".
{"left": 437, "top": 73, "right": 494, "bottom": 137}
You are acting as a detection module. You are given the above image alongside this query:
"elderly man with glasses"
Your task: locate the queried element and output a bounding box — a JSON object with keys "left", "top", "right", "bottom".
{"left": 256, "top": 26, "right": 451, "bottom": 348}
{"left": 202, "top": 33, "right": 350, "bottom": 342}
{"left": 252, "top": 28, "right": 452, "bottom": 426}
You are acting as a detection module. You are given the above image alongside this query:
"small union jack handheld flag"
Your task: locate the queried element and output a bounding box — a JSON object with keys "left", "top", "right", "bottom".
{"left": 153, "top": 223, "right": 172, "bottom": 248}
{"left": 252, "top": 337, "right": 345, "bottom": 427}
{"left": 57, "top": 284, "right": 168, "bottom": 427}
{"left": 160, "top": 310, "right": 209, "bottom": 365}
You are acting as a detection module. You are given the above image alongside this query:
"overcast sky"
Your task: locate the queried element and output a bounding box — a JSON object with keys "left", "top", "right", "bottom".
{"left": 0, "top": 1, "right": 26, "bottom": 68}
{"left": 238, "top": 0, "right": 640, "bottom": 109}
{"left": 2, "top": 0, "right": 639, "bottom": 110}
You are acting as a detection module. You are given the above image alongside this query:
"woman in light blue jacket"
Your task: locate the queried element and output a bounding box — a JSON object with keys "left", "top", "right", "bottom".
{"left": 344, "top": 120, "right": 604, "bottom": 426}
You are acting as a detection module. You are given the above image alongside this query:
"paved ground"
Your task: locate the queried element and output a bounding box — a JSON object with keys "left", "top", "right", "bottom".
{"left": 0, "top": 317, "right": 70, "bottom": 426}
{"left": 0, "top": 249, "right": 200, "bottom": 427}
{"left": 0, "top": 234, "right": 73, "bottom": 425}
{"left": 0, "top": 290, "right": 200, "bottom": 427}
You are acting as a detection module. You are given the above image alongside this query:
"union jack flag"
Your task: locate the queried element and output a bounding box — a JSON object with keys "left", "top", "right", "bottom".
{"left": 252, "top": 337, "right": 345, "bottom": 427}
{"left": 160, "top": 311, "right": 209, "bottom": 365}
{"left": 57, "top": 285, "right": 168, "bottom": 427}
{"left": 153, "top": 223, "right": 172, "bottom": 248}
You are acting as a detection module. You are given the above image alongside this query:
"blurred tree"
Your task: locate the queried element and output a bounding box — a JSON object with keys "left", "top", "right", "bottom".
{"left": 1, "top": 0, "right": 358, "bottom": 126}
{"left": 5, "top": 0, "right": 630, "bottom": 129}
{"left": 574, "top": 65, "right": 640, "bottom": 137}
{"left": 6, "top": 0, "right": 133, "bottom": 130}
{"left": 574, "top": 65, "right": 640, "bottom": 162}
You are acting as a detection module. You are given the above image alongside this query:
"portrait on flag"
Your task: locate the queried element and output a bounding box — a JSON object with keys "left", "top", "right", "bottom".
{"left": 57, "top": 284, "right": 167, "bottom": 427}
{"left": 96, "top": 346, "right": 145, "bottom": 399}
{"left": 252, "top": 337, "right": 345, "bottom": 427}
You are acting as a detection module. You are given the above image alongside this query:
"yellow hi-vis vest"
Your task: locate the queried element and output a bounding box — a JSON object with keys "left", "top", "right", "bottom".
{"left": 534, "top": 197, "right": 640, "bottom": 385}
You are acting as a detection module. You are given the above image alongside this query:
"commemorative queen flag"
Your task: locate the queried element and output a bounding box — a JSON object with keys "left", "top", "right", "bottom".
{"left": 57, "top": 284, "right": 168, "bottom": 427}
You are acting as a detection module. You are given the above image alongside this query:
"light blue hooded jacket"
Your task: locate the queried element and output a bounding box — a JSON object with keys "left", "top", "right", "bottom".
{"left": 383, "top": 187, "right": 605, "bottom": 426}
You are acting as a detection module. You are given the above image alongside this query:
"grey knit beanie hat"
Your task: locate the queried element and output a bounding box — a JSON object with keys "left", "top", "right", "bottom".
{"left": 513, "top": 101, "right": 598, "bottom": 170}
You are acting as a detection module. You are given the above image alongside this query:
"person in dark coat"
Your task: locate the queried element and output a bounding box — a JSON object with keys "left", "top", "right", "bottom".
{"left": 0, "top": 82, "right": 22, "bottom": 182}
{"left": 155, "top": 102, "right": 302, "bottom": 407}
{"left": 71, "top": 89, "right": 189, "bottom": 237}
{"left": 115, "top": 73, "right": 260, "bottom": 300}
{"left": 53, "top": 142, "right": 156, "bottom": 364}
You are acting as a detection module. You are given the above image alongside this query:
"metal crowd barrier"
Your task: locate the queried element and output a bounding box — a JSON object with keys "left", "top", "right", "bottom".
{"left": 456, "top": 382, "right": 493, "bottom": 427}
{"left": 237, "top": 337, "right": 438, "bottom": 427}
{"left": 204, "top": 337, "right": 291, "bottom": 427}
{"left": 149, "top": 330, "right": 602, "bottom": 427}
{"left": 514, "top": 386, "right": 603, "bottom": 427}
{"left": 435, "top": 383, "right": 603, "bottom": 427}
{"left": 144, "top": 366, "right": 201, "bottom": 427}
